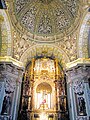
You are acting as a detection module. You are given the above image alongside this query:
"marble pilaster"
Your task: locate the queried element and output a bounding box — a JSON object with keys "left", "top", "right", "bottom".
{"left": 0, "top": 58, "right": 24, "bottom": 120}
{"left": 66, "top": 59, "right": 90, "bottom": 120}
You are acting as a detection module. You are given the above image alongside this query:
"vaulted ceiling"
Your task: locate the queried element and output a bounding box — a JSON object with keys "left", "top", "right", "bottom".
{"left": 8, "top": 0, "right": 82, "bottom": 43}
{"left": 3, "top": 0, "right": 89, "bottom": 67}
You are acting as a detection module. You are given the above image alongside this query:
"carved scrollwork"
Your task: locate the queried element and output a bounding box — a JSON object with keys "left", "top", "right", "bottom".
{"left": 73, "top": 81, "right": 84, "bottom": 95}
{"left": 5, "top": 77, "right": 16, "bottom": 93}
{"left": 38, "top": 13, "right": 52, "bottom": 34}
{"left": 14, "top": 0, "right": 80, "bottom": 37}
{"left": 21, "top": 6, "right": 37, "bottom": 32}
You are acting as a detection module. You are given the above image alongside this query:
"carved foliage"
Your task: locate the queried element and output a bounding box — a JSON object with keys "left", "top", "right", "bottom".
{"left": 55, "top": 8, "right": 70, "bottom": 32}
{"left": 5, "top": 77, "right": 16, "bottom": 93}
{"left": 21, "top": 6, "right": 37, "bottom": 32}
{"left": 38, "top": 13, "right": 52, "bottom": 34}
{"left": 14, "top": 0, "right": 79, "bottom": 36}
{"left": 61, "top": 0, "right": 78, "bottom": 17}
{"left": 15, "top": 0, "right": 34, "bottom": 14}
{"left": 40, "top": 0, "right": 53, "bottom": 4}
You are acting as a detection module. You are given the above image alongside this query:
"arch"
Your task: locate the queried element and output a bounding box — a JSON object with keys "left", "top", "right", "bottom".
{"left": 0, "top": 10, "right": 12, "bottom": 56}
{"left": 20, "top": 44, "right": 70, "bottom": 69}
{"left": 78, "top": 10, "right": 90, "bottom": 58}
{"left": 36, "top": 82, "right": 52, "bottom": 93}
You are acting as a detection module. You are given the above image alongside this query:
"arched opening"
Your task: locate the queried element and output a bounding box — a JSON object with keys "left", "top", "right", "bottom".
{"left": 18, "top": 57, "right": 69, "bottom": 120}
{"left": 36, "top": 82, "right": 52, "bottom": 110}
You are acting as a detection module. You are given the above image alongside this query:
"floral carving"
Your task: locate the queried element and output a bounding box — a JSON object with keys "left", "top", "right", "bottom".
{"left": 55, "top": 9, "right": 70, "bottom": 32}
{"left": 21, "top": 7, "right": 37, "bottom": 32}
{"left": 40, "top": 0, "right": 53, "bottom": 4}
{"left": 13, "top": 30, "right": 35, "bottom": 60}
{"left": 56, "top": 34, "right": 77, "bottom": 61}
{"left": 61, "top": 0, "right": 78, "bottom": 17}
{"left": 15, "top": 0, "right": 33, "bottom": 14}
{"left": 14, "top": 0, "right": 80, "bottom": 37}
{"left": 38, "top": 13, "right": 52, "bottom": 34}
{"left": 5, "top": 77, "right": 16, "bottom": 93}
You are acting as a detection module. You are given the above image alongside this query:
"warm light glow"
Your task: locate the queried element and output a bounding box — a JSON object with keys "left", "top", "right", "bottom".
{"left": 40, "top": 112, "right": 48, "bottom": 120}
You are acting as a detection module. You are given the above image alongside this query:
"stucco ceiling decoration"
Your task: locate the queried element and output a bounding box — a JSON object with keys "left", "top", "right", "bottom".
{"left": 13, "top": 0, "right": 81, "bottom": 42}
{"left": 40, "top": 0, "right": 53, "bottom": 4}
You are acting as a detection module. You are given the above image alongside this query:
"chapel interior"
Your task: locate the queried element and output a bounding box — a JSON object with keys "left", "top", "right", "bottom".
{"left": 0, "top": 0, "right": 90, "bottom": 120}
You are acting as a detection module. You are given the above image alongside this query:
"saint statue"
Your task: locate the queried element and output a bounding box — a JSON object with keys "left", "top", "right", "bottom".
{"left": 78, "top": 97, "right": 87, "bottom": 116}
{"left": 1, "top": 95, "right": 11, "bottom": 115}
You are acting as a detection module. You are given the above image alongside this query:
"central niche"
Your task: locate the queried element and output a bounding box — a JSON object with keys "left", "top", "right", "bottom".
{"left": 36, "top": 82, "right": 52, "bottom": 109}
{"left": 33, "top": 58, "right": 56, "bottom": 110}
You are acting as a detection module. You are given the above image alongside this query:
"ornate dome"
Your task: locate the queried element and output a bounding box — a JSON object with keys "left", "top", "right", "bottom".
{"left": 14, "top": 0, "right": 81, "bottom": 42}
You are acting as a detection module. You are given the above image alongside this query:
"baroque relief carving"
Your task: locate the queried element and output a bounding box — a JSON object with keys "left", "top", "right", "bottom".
{"left": 56, "top": 34, "right": 77, "bottom": 61}
{"left": 15, "top": 0, "right": 34, "bottom": 14}
{"left": 13, "top": 30, "right": 35, "bottom": 60}
{"left": 38, "top": 13, "right": 52, "bottom": 34}
{"left": 5, "top": 77, "right": 16, "bottom": 93}
{"left": 13, "top": 29, "right": 77, "bottom": 63}
{"left": 55, "top": 8, "right": 70, "bottom": 32}
{"left": 73, "top": 81, "right": 84, "bottom": 95}
{"left": 0, "top": 62, "right": 24, "bottom": 118}
{"left": 7, "top": 0, "right": 81, "bottom": 42}
{"left": 21, "top": 6, "right": 37, "bottom": 32}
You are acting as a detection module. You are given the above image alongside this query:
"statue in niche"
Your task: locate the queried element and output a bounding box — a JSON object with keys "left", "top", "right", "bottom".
{"left": 78, "top": 97, "right": 87, "bottom": 116}
{"left": 60, "top": 99, "right": 65, "bottom": 111}
{"left": 1, "top": 95, "right": 11, "bottom": 115}
{"left": 22, "top": 98, "right": 28, "bottom": 110}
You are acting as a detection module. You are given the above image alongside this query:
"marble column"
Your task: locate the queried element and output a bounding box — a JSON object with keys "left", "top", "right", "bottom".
{"left": 0, "top": 57, "right": 24, "bottom": 120}
{"left": 66, "top": 59, "right": 90, "bottom": 120}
